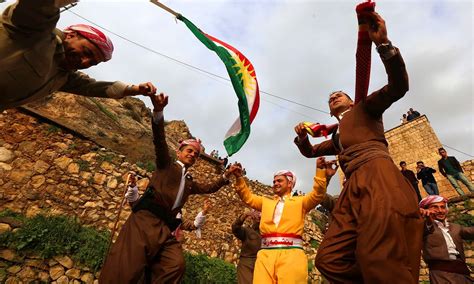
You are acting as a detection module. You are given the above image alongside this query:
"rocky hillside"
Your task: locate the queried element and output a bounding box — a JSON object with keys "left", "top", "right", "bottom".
{"left": 22, "top": 92, "right": 191, "bottom": 164}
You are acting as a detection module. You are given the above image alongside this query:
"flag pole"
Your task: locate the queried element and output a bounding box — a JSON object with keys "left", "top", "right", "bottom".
{"left": 150, "top": 0, "right": 181, "bottom": 17}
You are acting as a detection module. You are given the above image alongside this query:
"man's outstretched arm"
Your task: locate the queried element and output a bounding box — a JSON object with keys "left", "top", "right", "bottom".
{"left": 149, "top": 93, "right": 173, "bottom": 169}
{"left": 303, "top": 157, "right": 337, "bottom": 211}
{"left": 61, "top": 72, "right": 156, "bottom": 99}
{"left": 294, "top": 123, "right": 337, "bottom": 158}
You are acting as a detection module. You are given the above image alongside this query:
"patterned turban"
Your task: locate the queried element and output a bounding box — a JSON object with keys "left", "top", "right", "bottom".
{"left": 64, "top": 24, "right": 114, "bottom": 61}
{"left": 179, "top": 138, "right": 202, "bottom": 153}
{"left": 273, "top": 170, "right": 297, "bottom": 189}
{"left": 419, "top": 195, "right": 448, "bottom": 209}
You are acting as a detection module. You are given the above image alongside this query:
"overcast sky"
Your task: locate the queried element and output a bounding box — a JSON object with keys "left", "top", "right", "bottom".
{"left": 3, "top": 0, "right": 472, "bottom": 194}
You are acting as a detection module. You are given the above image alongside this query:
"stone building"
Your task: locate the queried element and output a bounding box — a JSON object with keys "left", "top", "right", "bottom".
{"left": 337, "top": 115, "right": 473, "bottom": 199}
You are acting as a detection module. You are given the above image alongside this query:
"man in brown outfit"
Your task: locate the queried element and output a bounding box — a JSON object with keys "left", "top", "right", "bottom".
{"left": 232, "top": 211, "right": 261, "bottom": 284}
{"left": 294, "top": 11, "right": 423, "bottom": 283}
{"left": 419, "top": 195, "right": 474, "bottom": 283}
{"left": 100, "top": 93, "right": 239, "bottom": 283}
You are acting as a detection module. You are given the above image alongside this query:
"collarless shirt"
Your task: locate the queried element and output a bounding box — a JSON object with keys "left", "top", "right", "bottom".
{"left": 434, "top": 220, "right": 460, "bottom": 259}
{"left": 273, "top": 194, "right": 291, "bottom": 227}
{"left": 172, "top": 160, "right": 187, "bottom": 210}
{"left": 333, "top": 109, "right": 351, "bottom": 151}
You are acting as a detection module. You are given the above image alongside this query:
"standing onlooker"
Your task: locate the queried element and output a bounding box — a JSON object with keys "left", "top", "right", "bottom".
{"left": 419, "top": 195, "right": 474, "bottom": 284}
{"left": 437, "top": 148, "right": 474, "bottom": 196}
{"left": 417, "top": 161, "right": 439, "bottom": 195}
{"left": 400, "top": 161, "right": 422, "bottom": 201}
{"left": 400, "top": 114, "right": 408, "bottom": 124}
{"left": 410, "top": 107, "right": 421, "bottom": 118}
{"left": 406, "top": 110, "right": 416, "bottom": 121}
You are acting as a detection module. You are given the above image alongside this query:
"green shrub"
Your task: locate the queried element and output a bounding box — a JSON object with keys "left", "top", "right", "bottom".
{"left": 310, "top": 239, "right": 319, "bottom": 249}
{"left": 448, "top": 205, "right": 474, "bottom": 227}
{"left": 307, "top": 259, "right": 314, "bottom": 272}
{"left": 0, "top": 212, "right": 109, "bottom": 271}
{"left": 76, "top": 159, "right": 90, "bottom": 171}
{"left": 0, "top": 211, "right": 237, "bottom": 281}
{"left": 46, "top": 125, "right": 61, "bottom": 134}
{"left": 136, "top": 160, "right": 156, "bottom": 172}
{"left": 183, "top": 253, "right": 236, "bottom": 284}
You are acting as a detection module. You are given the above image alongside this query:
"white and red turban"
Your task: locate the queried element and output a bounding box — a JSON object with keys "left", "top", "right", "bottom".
{"left": 64, "top": 24, "right": 114, "bottom": 61}
{"left": 419, "top": 195, "right": 448, "bottom": 209}
{"left": 179, "top": 138, "right": 202, "bottom": 153}
{"left": 273, "top": 170, "right": 297, "bottom": 189}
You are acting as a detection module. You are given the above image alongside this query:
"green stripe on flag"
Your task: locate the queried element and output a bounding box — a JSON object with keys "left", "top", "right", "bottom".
{"left": 178, "top": 15, "right": 251, "bottom": 156}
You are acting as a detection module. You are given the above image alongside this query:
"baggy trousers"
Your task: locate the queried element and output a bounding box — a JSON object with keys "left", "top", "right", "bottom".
{"left": 237, "top": 256, "right": 257, "bottom": 284}
{"left": 253, "top": 248, "right": 307, "bottom": 284}
{"left": 99, "top": 210, "right": 185, "bottom": 284}
{"left": 315, "top": 158, "right": 424, "bottom": 283}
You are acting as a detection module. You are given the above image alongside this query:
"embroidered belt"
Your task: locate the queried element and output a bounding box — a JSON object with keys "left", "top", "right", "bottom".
{"left": 261, "top": 233, "right": 303, "bottom": 249}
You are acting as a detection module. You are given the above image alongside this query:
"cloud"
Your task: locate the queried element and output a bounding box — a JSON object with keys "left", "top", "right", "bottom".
{"left": 3, "top": 0, "right": 471, "bottom": 195}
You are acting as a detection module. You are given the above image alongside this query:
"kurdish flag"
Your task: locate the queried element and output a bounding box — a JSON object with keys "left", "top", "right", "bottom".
{"left": 177, "top": 15, "right": 260, "bottom": 157}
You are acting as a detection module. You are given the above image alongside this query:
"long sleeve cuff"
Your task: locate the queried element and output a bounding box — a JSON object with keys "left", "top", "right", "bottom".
{"left": 105, "top": 81, "right": 128, "bottom": 99}
{"left": 235, "top": 177, "right": 246, "bottom": 191}
{"left": 152, "top": 111, "right": 164, "bottom": 124}
{"left": 193, "top": 211, "right": 206, "bottom": 228}
{"left": 377, "top": 43, "right": 398, "bottom": 61}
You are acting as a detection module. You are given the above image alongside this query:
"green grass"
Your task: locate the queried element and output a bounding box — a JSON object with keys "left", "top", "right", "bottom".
{"left": 87, "top": 98, "right": 118, "bottom": 122}
{"left": 448, "top": 204, "right": 474, "bottom": 227}
{"left": 183, "top": 253, "right": 237, "bottom": 284}
{"left": 75, "top": 159, "right": 90, "bottom": 171}
{"left": 0, "top": 210, "right": 238, "bottom": 281}
{"left": 310, "top": 239, "right": 319, "bottom": 249}
{"left": 46, "top": 125, "right": 61, "bottom": 134}
{"left": 136, "top": 160, "right": 156, "bottom": 172}
{"left": 307, "top": 259, "right": 314, "bottom": 272}
{"left": 0, "top": 211, "right": 109, "bottom": 271}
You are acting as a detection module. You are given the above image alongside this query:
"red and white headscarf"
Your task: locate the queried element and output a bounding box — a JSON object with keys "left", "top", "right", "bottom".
{"left": 179, "top": 138, "right": 202, "bottom": 153}
{"left": 64, "top": 24, "right": 114, "bottom": 61}
{"left": 273, "top": 170, "right": 297, "bottom": 189}
{"left": 419, "top": 195, "right": 448, "bottom": 209}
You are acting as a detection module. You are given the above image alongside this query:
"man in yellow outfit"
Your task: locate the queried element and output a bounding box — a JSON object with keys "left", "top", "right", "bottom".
{"left": 230, "top": 158, "right": 337, "bottom": 283}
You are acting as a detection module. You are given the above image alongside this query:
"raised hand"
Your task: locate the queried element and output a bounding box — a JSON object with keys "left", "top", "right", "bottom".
{"left": 325, "top": 160, "right": 339, "bottom": 178}
{"left": 225, "top": 162, "right": 243, "bottom": 178}
{"left": 138, "top": 82, "right": 157, "bottom": 96}
{"left": 294, "top": 122, "right": 308, "bottom": 140}
{"left": 316, "top": 157, "right": 327, "bottom": 169}
{"left": 150, "top": 93, "right": 169, "bottom": 112}
{"left": 202, "top": 199, "right": 212, "bottom": 214}
{"left": 365, "top": 12, "right": 389, "bottom": 46}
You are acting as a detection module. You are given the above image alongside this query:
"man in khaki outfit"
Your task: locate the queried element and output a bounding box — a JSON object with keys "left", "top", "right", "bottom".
{"left": 0, "top": 0, "right": 155, "bottom": 111}
{"left": 100, "top": 93, "right": 240, "bottom": 283}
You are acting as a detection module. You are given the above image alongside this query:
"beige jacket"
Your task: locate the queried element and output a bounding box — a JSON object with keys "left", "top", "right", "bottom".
{"left": 0, "top": 0, "right": 128, "bottom": 111}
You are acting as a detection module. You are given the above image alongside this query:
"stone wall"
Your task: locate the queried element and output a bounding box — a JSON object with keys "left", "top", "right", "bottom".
{"left": 0, "top": 109, "right": 327, "bottom": 282}
{"left": 0, "top": 251, "right": 98, "bottom": 284}
{"left": 385, "top": 115, "right": 473, "bottom": 199}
